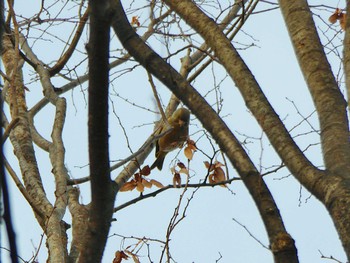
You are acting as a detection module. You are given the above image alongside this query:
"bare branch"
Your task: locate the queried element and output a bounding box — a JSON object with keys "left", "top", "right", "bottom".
{"left": 49, "top": 7, "right": 89, "bottom": 76}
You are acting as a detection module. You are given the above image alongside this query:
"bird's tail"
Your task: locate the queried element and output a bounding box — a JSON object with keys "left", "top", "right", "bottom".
{"left": 150, "top": 152, "right": 166, "bottom": 170}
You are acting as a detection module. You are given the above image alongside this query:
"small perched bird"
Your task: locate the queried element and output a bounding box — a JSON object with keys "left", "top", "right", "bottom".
{"left": 150, "top": 108, "right": 190, "bottom": 170}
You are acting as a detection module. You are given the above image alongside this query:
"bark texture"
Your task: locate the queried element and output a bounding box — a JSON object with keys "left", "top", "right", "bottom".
{"left": 3, "top": 35, "right": 70, "bottom": 261}
{"left": 78, "top": 1, "right": 116, "bottom": 262}
{"left": 279, "top": 0, "right": 350, "bottom": 176}
{"left": 279, "top": 0, "right": 350, "bottom": 258}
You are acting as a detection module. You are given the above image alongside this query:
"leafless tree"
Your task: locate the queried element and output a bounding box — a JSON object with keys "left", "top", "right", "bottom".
{"left": 1, "top": 0, "right": 349, "bottom": 262}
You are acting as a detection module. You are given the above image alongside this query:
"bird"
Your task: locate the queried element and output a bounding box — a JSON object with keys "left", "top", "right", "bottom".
{"left": 150, "top": 108, "right": 190, "bottom": 170}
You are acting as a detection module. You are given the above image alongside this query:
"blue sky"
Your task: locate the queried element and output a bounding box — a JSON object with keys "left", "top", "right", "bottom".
{"left": 1, "top": 1, "right": 348, "bottom": 262}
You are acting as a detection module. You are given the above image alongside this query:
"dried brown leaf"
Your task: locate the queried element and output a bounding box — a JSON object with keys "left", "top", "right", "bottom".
{"left": 113, "top": 251, "right": 128, "bottom": 263}
{"left": 136, "top": 181, "right": 144, "bottom": 192}
{"left": 187, "top": 139, "right": 197, "bottom": 150}
{"left": 215, "top": 167, "right": 226, "bottom": 181}
{"left": 134, "top": 173, "right": 141, "bottom": 181}
{"left": 119, "top": 181, "right": 136, "bottom": 192}
{"left": 177, "top": 162, "right": 186, "bottom": 169}
{"left": 173, "top": 173, "right": 181, "bottom": 188}
{"left": 179, "top": 167, "right": 189, "bottom": 175}
{"left": 329, "top": 12, "right": 339, "bottom": 24}
{"left": 204, "top": 161, "right": 215, "bottom": 172}
{"left": 150, "top": 179, "right": 164, "bottom": 188}
{"left": 208, "top": 173, "right": 215, "bottom": 184}
{"left": 184, "top": 146, "right": 193, "bottom": 160}
{"left": 142, "top": 178, "right": 152, "bottom": 188}
{"left": 140, "top": 165, "right": 151, "bottom": 176}
{"left": 214, "top": 168, "right": 227, "bottom": 187}
{"left": 131, "top": 16, "right": 141, "bottom": 27}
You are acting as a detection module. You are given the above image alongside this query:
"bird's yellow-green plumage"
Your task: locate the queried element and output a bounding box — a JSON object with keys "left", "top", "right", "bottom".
{"left": 150, "top": 108, "right": 190, "bottom": 170}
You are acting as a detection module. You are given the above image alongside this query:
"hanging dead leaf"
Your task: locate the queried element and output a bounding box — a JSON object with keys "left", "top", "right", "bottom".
{"left": 184, "top": 146, "right": 194, "bottom": 160}
{"left": 150, "top": 179, "right": 164, "bottom": 188}
{"left": 206, "top": 160, "right": 227, "bottom": 187}
{"left": 328, "top": 8, "right": 347, "bottom": 30}
{"left": 113, "top": 251, "right": 129, "bottom": 263}
{"left": 184, "top": 139, "right": 196, "bottom": 160}
{"left": 134, "top": 173, "right": 141, "bottom": 181}
{"left": 173, "top": 172, "right": 181, "bottom": 188}
{"left": 187, "top": 139, "right": 197, "bottom": 150}
{"left": 140, "top": 165, "right": 151, "bottom": 176}
{"left": 142, "top": 178, "right": 152, "bottom": 188}
{"left": 131, "top": 16, "right": 140, "bottom": 27}
{"left": 213, "top": 167, "right": 227, "bottom": 187}
{"left": 178, "top": 167, "right": 189, "bottom": 175}
{"left": 177, "top": 162, "right": 186, "bottom": 169}
{"left": 120, "top": 167, "right": 165, "bottom": 193}
{"left": 136, "top": 181, "right": 144, "bottom": 192}
{"left": 208, "top": 173, "right": 215, "bottom": 184}
{"left": 204, "top": 161, "right": 215, "bottom": 172}
{"left": 120, "top": 181, "right": 136, "bottom": 192}
{"left": 329, "top": 9, "right": 340, "bottom": 24}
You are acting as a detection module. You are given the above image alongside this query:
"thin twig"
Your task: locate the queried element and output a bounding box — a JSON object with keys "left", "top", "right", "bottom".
{"left": 148, "top": 71, "right": 168, "bottom": 124}
{"left": 232, "top": 217, "right": 270, "bottom": 250}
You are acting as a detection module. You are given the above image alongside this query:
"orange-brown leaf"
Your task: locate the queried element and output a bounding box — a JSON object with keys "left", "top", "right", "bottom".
{"left": 140, "top": 165, "right": 151, "bottom": 176}
{"left": 136, "top": 181, "right": 144, "bottom": 192}
{"left": 329, "top": 12, "right": 339, "bottom": 24}
{"left": 187, "top": 139, "right": 197, "bottom": 150}
{"left": 131, "top": 16, "right": 140, "bottom": 27}
{"left": 204, "top": 161, "right": 215, "bottom": 172}
{"left": 184, "top": 146, "right": 194, "bottom": 160}
{"left": 177, "top": 162, "right": 186, "bottom": 169}
{"left": 329, "top": 8, "right": 342, "bottom": 23}
{"left": 211, "top": 168, "right": 227, "bottom": 187}
{"left": 215, "top": 167, "right": 226, "bottom": 181}
{"left": 179, "top": 167, "right": 189, "bottom": 175}
{"left": 142, "top": 178, "right": 152, "bottom": 188}
{"left": 150, "top": 179, "right": 164, "bottom": 188}
{"left": 119, "top": 181, "right": 136, "bottom": 192}
{"left": 173, "top": 173, "right": 181, "bottom": 187}
{"left": 208, "top": 173, "right": 215, "bottom": 184}
{"left": 113, "top": 251, "right": 129, "bottom": 263}
{"left": 134, "top": 173, "right": 141, "bottom": 181}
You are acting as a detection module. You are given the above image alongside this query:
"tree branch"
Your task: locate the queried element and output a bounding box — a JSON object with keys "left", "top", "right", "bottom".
{"left": 78, "top": 1, "right": 116, "bottom": 262}
{"left": 49, "top": 7, "right": 89, "bottom": 76}
{"left": 279, "top": 0, "right": 350, "bottom": 176}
